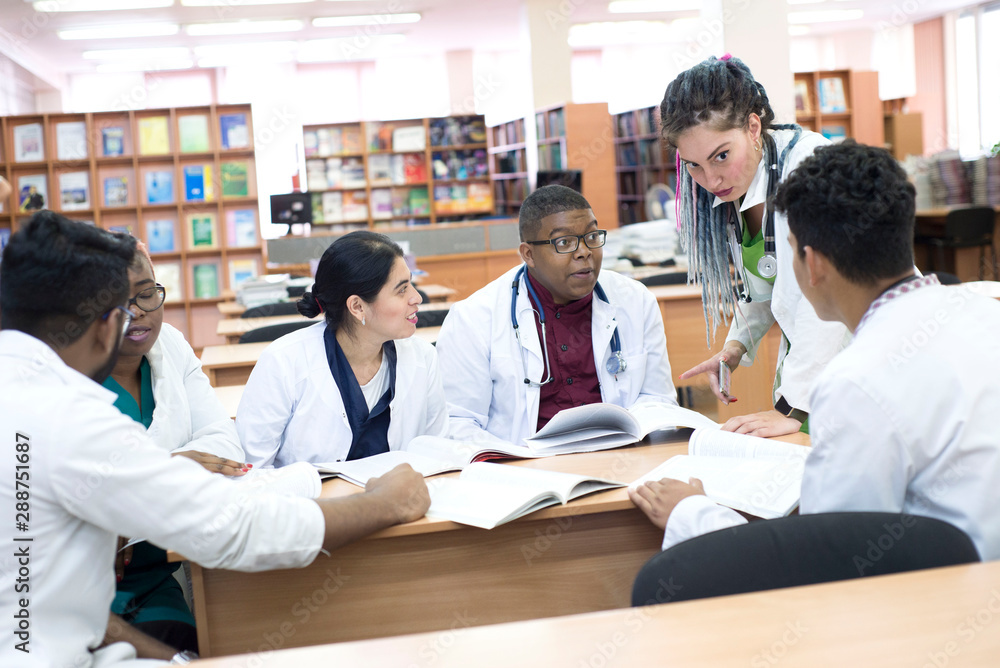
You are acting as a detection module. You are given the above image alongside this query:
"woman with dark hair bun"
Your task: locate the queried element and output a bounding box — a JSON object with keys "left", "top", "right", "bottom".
{"left": 662, "top": 55, "right": 850, "bottom": 437}
{"left": 237, "top": 231, "right": 448, "bottom": 466}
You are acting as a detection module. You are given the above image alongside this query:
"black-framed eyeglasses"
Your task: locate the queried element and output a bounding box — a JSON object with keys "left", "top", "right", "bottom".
{"left": 102, "top": 305, "right": 134, "bottom": 339}
{"left": 126, "top": 284, "right": 167, "bottom": 313}
{"left": 525, "top": 229, "right": 607, "bottom": 254}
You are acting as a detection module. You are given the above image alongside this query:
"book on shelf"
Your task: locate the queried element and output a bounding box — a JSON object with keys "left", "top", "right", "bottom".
{"left": 138, "top": 116, "right": 170, "bottom": 155}
{"left": 320, "top": 191, "right": 343, "bottom": 222}
{"left": 341, "top": 157, "right": 366, "bottom": 189}
{"left": 548, "top": 109, "right": 565, "bottom": 137}
{"left": 433, "top": 185, "right": 452, "bottom": 214}
{"left": 13, "top": 123, "right": 44, "bottom": 162}
{"left": 818, "top": 76, "right": 847, "bottom": 113}
{"left": 145, "top": 218, "right": 176, "bottom": 253}
{"left": 178, "top": 114, "right": 211, "bottom": 153}
{"left": 821, "top": 125, "right": 848, "bottom": 142}
{"left": 368, "top": 154, "right": 393, "bottom": 185}
{"left": 467, "top": 182, "right": 492, "bottom": 210}
{"left": 409, "top": 186, "right": 430, "bottom": 216}
{"left": 305, "top": 159, "right": 327, "bottom": 191}
{"left": 449, "top": 184, "right": 468, "bottom": 212}
{"left": 186, "top": 213, "right": 218, "bottom": 249}
{"left": 102, "top": 127, "right": 125, "bottom": 156}
{"left": 155, "top": 262, "right": 182, "bottom": 302}
{"left": 183, "top": 165, "right": 214, "bottom": 202}
{"left": 192, "top": 262, "right": 220, "bottom": 299}
{"left": 220, "top": 161, "right": 249, "bottom": 198}
{"left": 341, "top": 126, "right": 362, "bottom": 153}
{"left": 525, "top": 402, "right": 720, "bottom": 453}
{"left": 427, "top": 462, "right": 624, "bottom": 530}
{"left": 535, "top": 114, "right": 546, "bottom": 140}
{"left": 17, "top": 174, "right": 47, "bottom": 212}
{"left": 371, "top": 188, "right": 392, "bottom": 220}
{"left": 793, "top": 80, "right": 812, "bottom": 114}
{"left": 102, "top": 176, "right": 129, "bottom": 208}
{"left": 391, "top": 189, "right": 410, "bottom": 217}
{"left": 228, "top": 258, "right": 259, "bottom": 289}
{"left": 403, "top": 154, "right": 427, "bottom": 183}
{"left": 59, "top": 171, "right": 90, "bottom": 211}
{"left": 56, "top": 121, "right": 88, "bottom": 161}
{"left": 342, "top": 190, "right": 369, "bottom": 222}
{"left": 0, "top": 228, "right": 11, "bottom": 257}
{"left": 144, "top": 170, "right": 174, "bottom": 204}
{"left": 630, "top": 429, "right": 810, "bottom": 520}
{"left": 107, "top": 223, "right": 134, "bottom": 236}
{"left": 303, "top": 129, "right": 319, "bottom": 157}
{"left": 391, "top": 125, "right": 426, "bottom": 152}
{"left": 226, "top": 209, "right": 258, "bottom": 247}
{"left": 219, "top": 112, "right": 250, "bottom": 150}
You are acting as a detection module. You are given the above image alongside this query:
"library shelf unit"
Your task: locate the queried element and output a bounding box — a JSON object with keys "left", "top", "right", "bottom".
{"left": 612, "top": 105, "right": 676, "bottom": 226}
{"left": 302, "top": 114, "right": 493, "bottom": 233}
{"left": 0, "top": 104, "right": 263, "bottom": 350}
{"left": 793, "top": 70, "right": 885, "bottom": 147}
{"left": 534, "top": 102, "right": 618, "bottom": 227}
{"left": 487, "top": 117, "right": 529, "bottom": 217}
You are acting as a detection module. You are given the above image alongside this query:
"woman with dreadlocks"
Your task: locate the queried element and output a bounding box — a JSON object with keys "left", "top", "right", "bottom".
{"left": 663, "top": 55, "right": 850, "bottom": 437}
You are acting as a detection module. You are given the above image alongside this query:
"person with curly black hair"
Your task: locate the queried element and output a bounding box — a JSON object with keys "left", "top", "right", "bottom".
{"left": 662, "top": 55, "right": 850, "bottom": 437}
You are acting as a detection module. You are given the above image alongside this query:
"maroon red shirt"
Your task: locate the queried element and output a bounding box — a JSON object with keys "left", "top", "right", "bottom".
{"left": 526, "top": 271, "right": 603, "bottom": 431}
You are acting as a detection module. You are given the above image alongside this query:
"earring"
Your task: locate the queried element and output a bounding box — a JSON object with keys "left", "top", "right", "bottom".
{"left": 753, "top": 139, "right": 762, "bottom": 152}
{"left": 362, "top": 316, "right": 366, "bottom": 326}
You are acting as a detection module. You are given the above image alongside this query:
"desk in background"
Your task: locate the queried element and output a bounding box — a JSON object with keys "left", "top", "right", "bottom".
{"left": 915, "top": 206, "right": 1000, "bottom": 281}
{"left": 184, "top": 430, "right": 808, "bottom": 657}
{"left": 213, "top": 385, "right": 244, "bottom": 419}
{"left": 217, "top": 284, "right": 458, "bottom": 319}
{"left": 191, "top": 560, "right": 1000, "bottom": 667}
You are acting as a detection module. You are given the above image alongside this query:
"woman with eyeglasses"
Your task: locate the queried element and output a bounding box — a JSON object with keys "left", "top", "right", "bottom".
{"left": 102, "top": 240, "right": 247, "bottom": 655}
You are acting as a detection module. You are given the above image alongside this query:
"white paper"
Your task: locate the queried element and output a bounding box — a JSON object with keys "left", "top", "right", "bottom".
{"left": 56, "top": 121, "right": 88, "bottom": 161}
{"left": 14, "top": 123, "right": 44, "bottom": 162}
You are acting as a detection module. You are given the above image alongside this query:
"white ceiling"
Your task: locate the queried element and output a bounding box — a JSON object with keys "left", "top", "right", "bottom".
{"left": 0, "top": 0, "right": 981, "bottom": 86}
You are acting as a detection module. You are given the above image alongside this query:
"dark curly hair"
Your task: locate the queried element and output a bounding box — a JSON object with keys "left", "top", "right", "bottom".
{"left": 518, "top": 184, "right": 592, "bottom": 242}
{"left": 659, "top": 55, "right": 775, "bottom": 149}
{"left": 773, "top": 140, "right": 916, "bottom": 285}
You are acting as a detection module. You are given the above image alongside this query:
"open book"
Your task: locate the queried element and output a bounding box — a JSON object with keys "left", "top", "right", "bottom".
{"left": 426, "top": 463, "right": 625, "bottom": 529}
{"left": 313, "top": 450, "right": 462, "bottom": 487}
{"left": 525, "top": 401, "right": 720, "bottom": 453}
{"left": 630, "top": 429, "right": 810, "bottom": 520}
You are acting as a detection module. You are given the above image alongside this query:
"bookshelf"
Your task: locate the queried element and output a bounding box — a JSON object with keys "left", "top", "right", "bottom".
{"left": 487, "top": 117, "right": 529, "bottom": 217}
{"left": 0, "top": 104, "right": 263, "bottom": 350}
{"left": 534, "top": 102, "right": 618, "bottom": 228}
{"left": 302, "top": 114, "right": 493, "bottom": 232}
{"left": 612, "top": 105, "right": 676, "bottom": 226}
{"left": 793, "top": 70, "right": 885, "bottom": 147}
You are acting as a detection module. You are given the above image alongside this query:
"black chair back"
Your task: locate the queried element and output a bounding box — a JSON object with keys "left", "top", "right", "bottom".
{"left": 943, "top": 207, "right": 995, "bottom": 246}
{"left": 415, "top": 309, "right": 448, "bottom": 328}
{"left": 241, "top": 301, "right": 301, "bottom": 319}
{"left": 238, "top": 320, "right": 316, "bottom": 344}
{"left": 632, "top": 512, "right": 979, "bottom": 607}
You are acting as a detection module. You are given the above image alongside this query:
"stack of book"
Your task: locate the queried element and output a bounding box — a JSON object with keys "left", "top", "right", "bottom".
{"left": 236, "top": 274, "right": 290, "bottom": 308}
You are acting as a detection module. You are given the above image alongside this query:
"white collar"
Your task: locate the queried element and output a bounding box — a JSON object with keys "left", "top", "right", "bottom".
{"left": 0, "top": 329, "right": 118, "bottom": 403}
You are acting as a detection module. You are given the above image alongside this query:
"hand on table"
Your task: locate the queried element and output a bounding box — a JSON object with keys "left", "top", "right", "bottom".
{"left": 366, "top": 463, "right": 431, "bottom": 524}
{"left": 721, "top": 410, "right": 802, "bottom": 437}
{"left": 172, "top": 450, "right": 250, "bottom": 476}
{"left": 629, "top": 477, "right": 706, "bottom": 530}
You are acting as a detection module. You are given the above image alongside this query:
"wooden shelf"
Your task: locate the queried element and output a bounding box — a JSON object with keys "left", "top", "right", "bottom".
{"left": 793, "top": 70, "right": 884, "bottom": 146}
{"left": 612, "top": 105, "right": 676, "bottom": 226}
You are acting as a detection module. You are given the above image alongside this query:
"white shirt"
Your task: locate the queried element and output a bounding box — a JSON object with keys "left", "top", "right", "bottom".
{"left": 436, "top": 266, "right": 676, "bottom": 446}
{"left": 144, "top": 323, "right": 244, "bottom": 461}
{"left": 236, "top": 323, "right": 449, "bottom": 467}
{"left": 717, "top": 129, "right": 852, "bottom": 412}
{"left": 662, "top": 285, "right": 1000, "bottom": 561}
{"left": 0, "top": 331, "right": 325, "bottom": 668}
{"left": 360, "top": 353, "right": 390, "bottom": 411}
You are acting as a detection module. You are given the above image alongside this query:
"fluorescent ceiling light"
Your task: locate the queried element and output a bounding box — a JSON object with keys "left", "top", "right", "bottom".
{"left": 193, "top": 40, "right": 296, "bottom": 66}
{"left": 186, "top": 19, "right": 304, "bottom": 35}
{"left": 788, "top": 25, "right": 810, "bottom": 36}
{"left": 569, "top": 21, "right": 671, "bottom": 47}
{"left": 96, "top": 59, "right": 194, "bottom": 73}
{"left": 297, "top": 34, "right": 405, "bottom": 62}
{"left": 181, "top": 0, "right": 311, "bottom": 5}
{"left": 787, "top": 9, "right": 864, "bottom": 23}
{"left": 58, "top": 24, "right": 179, "bottom": 40}
{"left": 83, "top": 47, "right": 191, "bottom": 60}
{"left": 609, "top": 1, "right": 700, "bottom": 13}
{"left": 312, "top": 13, "right": 421, "bottom": 28}
{"left": 33, "top": 0, "right": 173, "bottom": 10}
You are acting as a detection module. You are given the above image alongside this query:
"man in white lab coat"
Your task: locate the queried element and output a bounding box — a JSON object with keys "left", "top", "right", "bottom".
{"left": 436, "top": 185, "right": 676, "bottom": 447}
{"left": 0, "top": 212, "right": 430, "bottom": 667}
{"left": 630, "top": 141, "right": 1000, "bottom": 561}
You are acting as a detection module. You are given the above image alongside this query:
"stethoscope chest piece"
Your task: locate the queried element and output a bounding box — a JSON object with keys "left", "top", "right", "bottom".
{"left": 757, "top": 254, "right": 777, "bottom": 279}
{"left": 606, "top": 350, "right": 627, "bottom": 375}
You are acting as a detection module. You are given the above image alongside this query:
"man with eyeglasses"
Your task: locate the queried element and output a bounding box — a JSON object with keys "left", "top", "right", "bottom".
{"left": 0, "top": 212, "right": 430, "bottom": 666}
{"left": 437, "top": 184, "right": 676, "bottom": 447}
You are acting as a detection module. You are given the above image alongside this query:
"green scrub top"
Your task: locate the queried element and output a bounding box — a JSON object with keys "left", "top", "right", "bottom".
{"left": 102, "top": 358, "right": 196, "bottom": 626}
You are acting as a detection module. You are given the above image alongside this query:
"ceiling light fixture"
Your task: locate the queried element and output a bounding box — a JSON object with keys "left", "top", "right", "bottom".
{"left": 787, "top": 9, "right": 864, "bottom": 23}
{"left": 58, "top": 24, "right": 179, "bottom": 40}
{"left": 312, "top": 13, "right": 421, "bottom": 28}
{"left": 608, "top": 1, "right": 700, "bottom": 13}
{"left": 83, "top": 46, "right": 191, "bottom": 60}
{"left": 568, "top": 21, "right": 671, "bottom": 47}
{"left": 33, "top": 0, "right": 174, "bottom": 10}
{"left": 96, "top": 59, "right": 194, "bottom": 73}
{"left": 185, "top": 19, "right": 304, "bottom": 36}
{"left": 181, "top": 0, "right": 312, "bottom": 5}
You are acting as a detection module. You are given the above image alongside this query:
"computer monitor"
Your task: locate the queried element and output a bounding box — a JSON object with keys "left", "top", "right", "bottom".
{"left": 535, "top": 170, "right": 583, "bottom": 193}
{"left": 270, "top": 192, "right": 312, "bottom": 233}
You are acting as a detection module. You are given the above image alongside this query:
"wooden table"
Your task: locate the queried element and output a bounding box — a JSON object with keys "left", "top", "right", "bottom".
{"left": 915, "top": 206, "right": 1000, "bottom": 281}
{"left": 192, "top": 559, "right": 1000, "bottom": 667}
{"left": 217, "top": 285, "right": 458, "bottom": 319}
{"left": 185, "top": 430, "right": 808, "bottom": 657}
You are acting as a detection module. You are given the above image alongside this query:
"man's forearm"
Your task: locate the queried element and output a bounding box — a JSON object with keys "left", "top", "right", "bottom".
{"left": 103, "top": 613, "right": 177, "bottom": 660}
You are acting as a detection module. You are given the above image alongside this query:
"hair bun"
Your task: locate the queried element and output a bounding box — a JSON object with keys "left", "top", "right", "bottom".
{"left": 297, "top": 291, "right": 321, "bottom": 318}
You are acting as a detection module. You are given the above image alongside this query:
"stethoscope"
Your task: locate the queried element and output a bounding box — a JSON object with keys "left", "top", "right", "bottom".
{"left": 510, "top": 265, "right": 626, "bottom": 387}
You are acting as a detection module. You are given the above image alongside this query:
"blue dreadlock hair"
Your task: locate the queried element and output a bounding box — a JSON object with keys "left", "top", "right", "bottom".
{"left": 660, "top": 55, "right": 800, "bottom": 345}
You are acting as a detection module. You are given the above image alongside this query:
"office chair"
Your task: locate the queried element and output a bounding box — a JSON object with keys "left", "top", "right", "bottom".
{"left": 415, "top": 309, "right": 448, "bottom": 328}
{"left": 916, "top": 207, "right": 998, "bottom": 280}
{"left": 632, "top": 512, "right": 979, "bottom": 606}
{"left": 638, "top": 271, "right": 688, "bottom": 287}
{"left": 238, "top": 320, "right": 316, "bottom": 344}
{"left": 241, "top": 301, "right": 301, "bottom": 318}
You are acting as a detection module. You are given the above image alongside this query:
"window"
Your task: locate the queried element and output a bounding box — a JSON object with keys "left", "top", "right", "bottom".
{"left": 954, "top": 2, "right": 1000, "bottom": 155}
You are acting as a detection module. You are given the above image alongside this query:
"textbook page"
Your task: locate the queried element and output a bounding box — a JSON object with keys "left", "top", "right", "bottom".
{"left": 426, "top": 462, "right": 624, "bottom": 529}
{"left": 688, "top": 428, "right": 810, "bottom": 460}
{"left": 314, "top": 450, "right": 462, "bottom": 487}
{"left": 234, "top": 461, "right": 323, "bottom": 498}
{"left": 405, "top": 434, "right": 541, "bottom": 465}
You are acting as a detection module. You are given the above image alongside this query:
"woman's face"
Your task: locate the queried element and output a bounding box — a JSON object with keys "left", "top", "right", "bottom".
{"left": 363, "top": 256, "right": 423, "bottom": 342}
{"left": 675, "top": 114, "right": 762, "bottom": 203}
{"left": 118, "top": 257, "right": 164, "bottom": 359}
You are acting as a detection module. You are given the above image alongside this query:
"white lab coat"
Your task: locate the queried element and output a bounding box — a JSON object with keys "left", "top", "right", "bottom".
{"left": 144, "top": 323, "right": 243, "bottom": 461}
{"left": 720, "top": 128, "right": 852, "bottom": 412}
{"left": 236, "top": 322, "right": 449, "bottom": 467}
{"left": 661, "top": 285, "right": 1000, "bottom": 561}
{"left": 0, "top": 331, "right": 325, "bottom": 668}
{"left": 436, "top": 265, "right": 676, "bottom": 446}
